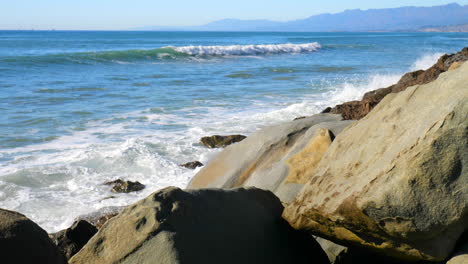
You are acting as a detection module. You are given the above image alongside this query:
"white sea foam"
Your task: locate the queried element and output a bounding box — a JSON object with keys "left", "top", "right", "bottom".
{"left": 0, "top": 51, "right": 444, "bottom": 232}
{"left": 410, "top": 52, "right": 445, "bottom": 71}
{"left": 170, "top": 42, "right": 321, "bottom": 56}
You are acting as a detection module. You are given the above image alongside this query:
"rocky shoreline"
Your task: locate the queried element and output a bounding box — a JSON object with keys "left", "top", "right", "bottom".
{"left": 1, "top": 48, "right": 467, "bottom": 264}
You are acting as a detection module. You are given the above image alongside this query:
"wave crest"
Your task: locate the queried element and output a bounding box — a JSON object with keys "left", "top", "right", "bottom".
{"left": 170, "top": 42, "right": 321, "bottom": 56}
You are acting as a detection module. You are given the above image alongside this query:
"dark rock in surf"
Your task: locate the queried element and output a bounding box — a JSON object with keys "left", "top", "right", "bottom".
{"left": 200, "top": 134, "right": 246, "bottom": 148}
{"left": 104, "top": 179, "right": 145, "bottom": 193}
{"left": 180, "top": 161, "right": 204, "bottom": 169}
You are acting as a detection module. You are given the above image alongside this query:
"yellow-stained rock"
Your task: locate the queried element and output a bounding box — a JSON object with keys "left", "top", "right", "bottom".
{"left": 285, "top": 128, "right": 333, "bottom": 184}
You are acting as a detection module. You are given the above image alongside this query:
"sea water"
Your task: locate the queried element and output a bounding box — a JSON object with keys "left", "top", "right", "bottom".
{"left": 0, "top": 31, "right": 467, "bottom": 232}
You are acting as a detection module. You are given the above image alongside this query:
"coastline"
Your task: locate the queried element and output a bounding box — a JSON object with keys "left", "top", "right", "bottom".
{"left": 0, "top": 35, "right": 467, "bottom": 263}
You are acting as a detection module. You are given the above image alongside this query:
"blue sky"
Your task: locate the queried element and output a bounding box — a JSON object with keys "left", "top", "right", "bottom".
{"left": 2, "top": 0, "right": 468, "bottom": 30}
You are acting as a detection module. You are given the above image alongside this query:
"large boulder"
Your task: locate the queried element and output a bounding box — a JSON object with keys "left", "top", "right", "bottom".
{"left": 284, "top": 62, "right": 468, "bottom": 261}
{"left": 188, "top": 114, "right": 354, "bottom": 203}
{"left": 325, "top": 47, "right": 468, "bottom": 120}
{"left": 69, "top": 187, "right": 329, "bottom": 264}
{"left": 50, "top": 220, "right": 98, "bottom": 260}
{"left": 0, "top": 208, "right": 66, "bottom": 264}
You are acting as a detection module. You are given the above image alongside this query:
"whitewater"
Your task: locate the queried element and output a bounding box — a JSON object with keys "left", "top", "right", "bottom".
{"left": 1, "top": 31, "right": 467, "bottom": 232}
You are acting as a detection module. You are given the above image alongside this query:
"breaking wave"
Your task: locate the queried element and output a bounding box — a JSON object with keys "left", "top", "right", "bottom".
{"left": 3, "top": 43, "right": 321, "bottom": 65}
{"left": 170, "top": 42, "right": 321, "bottom": 56}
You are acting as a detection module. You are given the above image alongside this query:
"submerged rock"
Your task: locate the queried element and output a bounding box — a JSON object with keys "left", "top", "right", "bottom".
{"left": 69, "top": 187, "right": 329, "bottom": 264}
{"left": 200, "top": 134, "right": 246, "bottom": 148}
{"left": 179, "top": 161, "right": 204, "bottom": 169}
{"left": 49, "top": 220, "right": 97, "bottom": 260}
{"left": 326, "top": 47, "right": 468, "bottom": 120}
{"left": 104, "top": 179, "right": 145, "bottom": 193}
{"left": 0, "top": 208, "right": 66, "bottom": 264}
{"left": 284, "top": 62, "right": 468, "bottom": 261}
{"left": 189, "top": 114, "right": 353, "bottom": 203}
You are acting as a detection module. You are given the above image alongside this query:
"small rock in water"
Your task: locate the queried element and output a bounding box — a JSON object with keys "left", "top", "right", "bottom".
{"left": 180, "top": 161, "right": 204, "bottom": 169}
{"left": 104, "top": 179, "right": 145, "bottom": 193}
{"left": 49, "top": 220, "right": 97, "bottom": 260}
{"left": 200, "top": 134, "right": 246, "bottom": 148}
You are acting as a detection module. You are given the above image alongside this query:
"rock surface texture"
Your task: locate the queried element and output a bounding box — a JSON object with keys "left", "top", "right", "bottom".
{"left": 284, "top": 62, "right": 468, "bottom": 261}
{"left": 69, "top": 187, "right": 329, "bottom": 264}
{"left": 0, "top": 208, "right": 66, "bottom": 264}
{"left": 199, "top": 134, "right": 246, "bottom": 148}
{"left": 50, "top": 220, "right": 98, "bottom": 260}
{"left": 325, "top": 47, "right": 468, "bottom": 120}
{"left": 188, "top": 114, "right": 354, "bottom": 203}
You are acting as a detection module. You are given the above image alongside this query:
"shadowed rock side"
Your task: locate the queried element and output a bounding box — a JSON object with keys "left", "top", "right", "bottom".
{"left": 284, "top": 62, "right": 468, "bottom": 261}
{"left": 323, "top": 47, "right": 468, "bottom": 120}
{"left": 49, "top": 220, "right": 97, "bottom": 260}
{"left": 188, "top": 113, "right": 354, "bottom": 203}
{"left": 69, "top": 187, "right": 329, "bottom": 264}
{"left": 0, "top": 208, "right": 67, "bottom": 264}
{"left": 200, "top": 134, "right": 246, "bottom": 148}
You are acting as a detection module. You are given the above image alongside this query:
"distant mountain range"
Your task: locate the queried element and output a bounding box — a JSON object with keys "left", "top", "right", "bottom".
{"left": 138, "top": 3, "right": 468, "bottom": 32}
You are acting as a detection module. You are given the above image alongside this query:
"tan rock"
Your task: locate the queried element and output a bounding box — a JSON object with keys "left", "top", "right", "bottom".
{"left": 69, "top": 187, "right": 329, "bottom": 264}
{"left": 448, "top": 61, "right": 463, "bottom": 71}
{"left": 188, "top": 113, "right": 354, "bottom": 203}
{"left": 284, "top": 62, "right": 468, "bottom": 261}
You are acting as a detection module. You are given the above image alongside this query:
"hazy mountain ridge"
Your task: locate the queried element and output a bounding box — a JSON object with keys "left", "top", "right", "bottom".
{"left": 418, "top": 23, "right": 468, "bottom": 32}
{"left": 138, "top": 3, "right": 468, "bottom": 32}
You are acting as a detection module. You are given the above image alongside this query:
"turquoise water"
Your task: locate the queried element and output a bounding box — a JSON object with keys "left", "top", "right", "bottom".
{"left": 1, "top": 31, "right": 467, "bottom": 231}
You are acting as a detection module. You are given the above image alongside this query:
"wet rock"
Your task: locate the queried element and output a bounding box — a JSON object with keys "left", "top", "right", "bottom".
{"left": 326, "top": 47, "right": 468, "bottom": 120}
{"left": 69, "top": 187, "right": 329, "bottom": 264}
{"left": 179, "top": 161, "right": 204, "bottom": 169}
{"left": 200, "top": 134, "right": 246, "bottom": 148}
{"left": 49, "top": 220, "right": 97, "bottom": 260}
{"left": 0, "top": 208, "right": 66, "bottom": 264}
{"left": 284, "top": 62, "right": 468, "bottom": 261}
{"left": 104, "top": 179, "right": 145, "bottom": 193}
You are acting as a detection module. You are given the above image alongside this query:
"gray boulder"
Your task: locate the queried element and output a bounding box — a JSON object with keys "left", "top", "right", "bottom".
{"left": 69, "top": 187, "right": 329, "bottom": 264}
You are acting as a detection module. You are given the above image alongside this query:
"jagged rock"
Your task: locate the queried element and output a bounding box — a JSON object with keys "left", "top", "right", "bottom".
{"left": 179, "top": 161, "right": 204, "bottom": 169}
{"left": 200, "top": 134, "right": 246, "bottom": 148}
{"left": 77, "top": 206, "right": 123, "bottom": 229}
{"left": 327, "top": 47, "right": 468, "bottom": 120}
{"left": 69, "top": 187, "right": 329, "bottom": 264}
{"left": 49, "top": 220, "right": 97, "bottom": 259}
{"left": 284, "top": 62, "right": 468, "bottom": 261}
{"left": 189, "top": 114, "right": 353, "bottom": 203}
{"left": 104, "top": 179, "right": 145, "bottom": 193}
{"left": 0, "top": 208, "right": 66, "bottom": 264}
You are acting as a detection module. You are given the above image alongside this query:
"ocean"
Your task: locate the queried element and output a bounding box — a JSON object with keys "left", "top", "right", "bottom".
{"left": 0, "top": 31, "right": 467, "bottom": 232}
